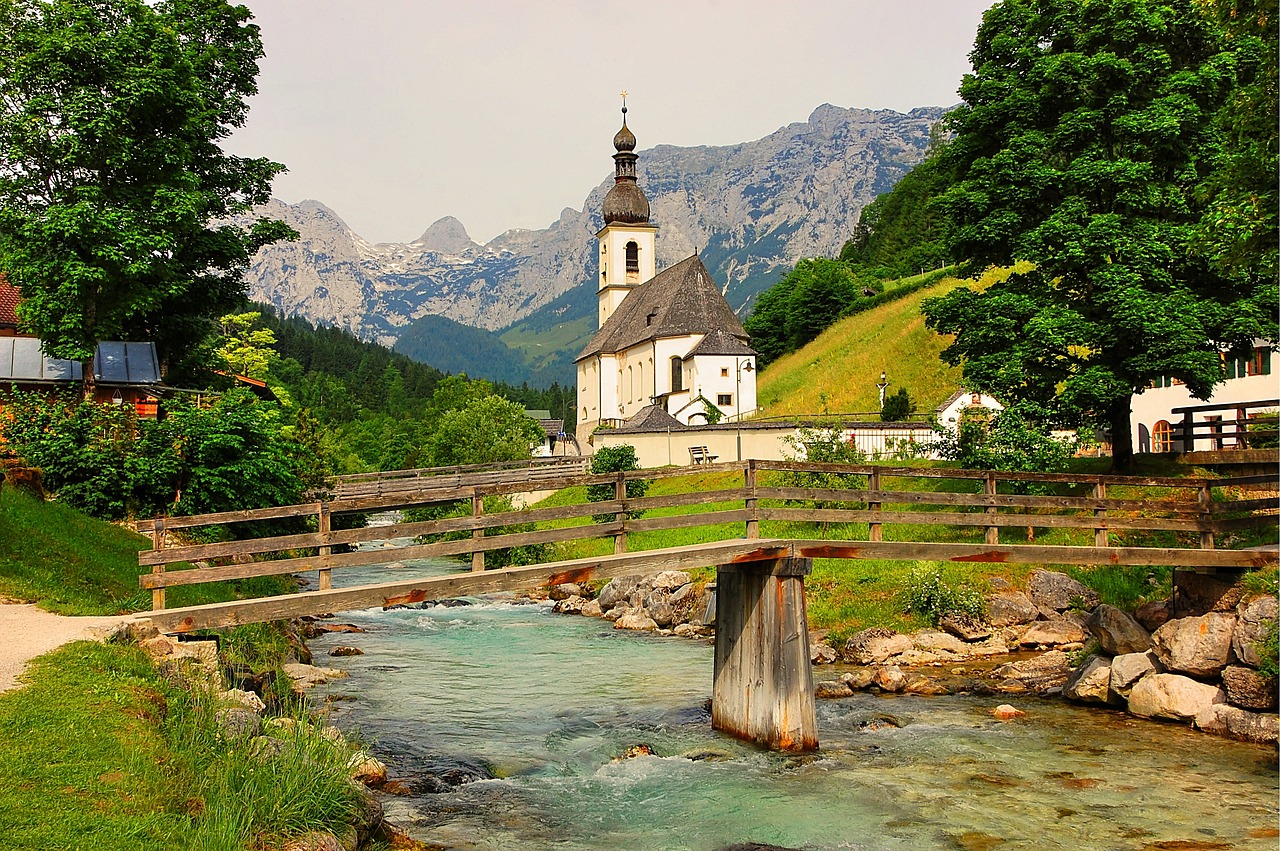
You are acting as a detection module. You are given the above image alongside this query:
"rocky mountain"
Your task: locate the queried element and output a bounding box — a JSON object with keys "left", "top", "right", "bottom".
{"left": 246, "top": 103, "right": 946, "bottom": 359}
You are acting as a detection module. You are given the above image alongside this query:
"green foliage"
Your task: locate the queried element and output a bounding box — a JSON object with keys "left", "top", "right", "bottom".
{"left": 587, "top": 444, "right": 650, "bottom": 521}
{"left": 0, "top": 0, "right": 294, "bottom": 379}
{"left": 215, "top": 312, "right": 278, "bottom": 380}
{"left": 923, "top": 0, "right": 1274, "bottom": 470}
{"left": 880, "top": 387, "right": 916, "bottom": 422}
{"left": 932, "top": 406, "right": 1075, "bottom": 481}
{"left": 1255, "top": 618, "right": 1279, "bottom": 680}
{"left": 900, "top": 565, "right": 986, "bottom": 625}
{"left": 840, "top": 148, "right": 954, "bottom": 280}
{"left": 701, "top": 398, "right": 724, "bottom": 425}
{"left": 780, "top": 422, "right": 868, "bottom": 503}
{"left": 426, "top": 394, "right": 544, "bottom": 467}
{"left": 744, "top": 258, "right": 858, "bottom": 368}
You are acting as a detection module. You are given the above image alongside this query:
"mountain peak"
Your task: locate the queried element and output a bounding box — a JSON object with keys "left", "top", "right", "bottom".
{"left": 415, "top": 216, "right": 476, "bottom": 254}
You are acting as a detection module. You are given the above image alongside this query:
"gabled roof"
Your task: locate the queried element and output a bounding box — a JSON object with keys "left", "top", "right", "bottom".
{"left": 577, "top": 254, "right": 749, "bottom": 361}
{"left": 685, "top": 328, "right": 756, "bottom": 358}
{"left": 610, "top": 404, "right": 686, "bottom": 433}
{"left": 0, "top": 338, "right": 161, "bottom": 385}
{"left": 0, "top": 276, "right": 20, "bottom": 329}
{"left": 934, "top": 389, "right": 968, "bottom": 413}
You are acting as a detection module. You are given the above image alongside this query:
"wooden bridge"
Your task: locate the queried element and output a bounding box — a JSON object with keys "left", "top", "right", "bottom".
{"left": 134, "top": 459, "right": 1277, "bottom": 751}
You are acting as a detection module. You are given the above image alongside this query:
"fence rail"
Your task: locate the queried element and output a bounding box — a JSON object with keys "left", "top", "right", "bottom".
{"left": 136, "top": 459, "right": 1277, "bottom": 613}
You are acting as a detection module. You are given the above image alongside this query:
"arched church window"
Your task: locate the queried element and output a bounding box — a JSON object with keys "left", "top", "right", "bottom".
{"left": 1152, "top": 420, "right": 1173, "bottom": 453}
{"left": 626, "top": 241, "right": 639, "bottom": 273}
{"left": 670, "top": 356, "right": 683, "bottom": 393}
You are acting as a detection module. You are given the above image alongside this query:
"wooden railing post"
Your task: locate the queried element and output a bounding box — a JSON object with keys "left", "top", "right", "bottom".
{"left": 745, "top": 460, "right": 760, "bottom": 539}
{"left": 471, "top": 492, "right": 485, "bottom": 572}
{"left": 984, "top": 472, "right": 999, "bottom": 545}
{"left": 1093, "top": 482, "right": 1108, "bottom": 549}
{"left": 151, "top": 519, "right": 166, "bottom": 611}
{"left": 1181, "top": 410, "right": 1196, "bottom": 453}
{"left": 614, "top": 472, "right": 628, "bottom": 554}
{"left": 317, "top": 501, "right": 332, "bottom": 590}
{"left": 868, "top": 467, "right": 883, "bottom": 542}
{"left": 1198, "top": 482, "right": 1214, "bottom": 551}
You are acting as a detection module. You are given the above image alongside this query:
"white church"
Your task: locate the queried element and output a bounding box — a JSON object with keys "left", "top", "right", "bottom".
{"left": 575, "top": 108, "right": 758, "bottom": 448}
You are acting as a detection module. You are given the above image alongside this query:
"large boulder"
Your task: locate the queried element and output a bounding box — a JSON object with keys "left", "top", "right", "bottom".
{"left": 843, "top": 628, "right": 912, "bottom": 665}
{"left": 1027, "top": 570, "right": 1099, "bottom": 613}
{"left": 1194, "top": 703, "right": 1279, "bottom": 744}
{"left": 872, "top": 665, "right": 907, "bottom": 693}
{"left": 939, "top": 612, "right": 991, "bottom": 642}
{"left": 1150, "top": 613, "right": 1237, "bottom": 677}
{"left": 1134, "top": 599, "right": 1172, "bottom": 631}
{"left": 1085, "top": 604, "right": 1151, "bottom": 655}
{"left": 214, "top": 706, "right": 262, "bottom": 740}
{"left": 1109, "top": 651, "right": 1164, "bottom": 697}
{"left": 614, "top": 610, "right": 658, "bottom": 632}
{"left": 643, "top": 591, "right": 677, "bottom": 627}
{"left": 597, "top": 576, "right": 641, "bottom": 611}
{"left": 1220, "top": 665, "right": 1278, "bottom": 711}
{"left": 991, "top": 651, "right": 1072, "bottom": 693}
{"left": 1232, "top": 594, "right": 1278, "bottom": 668}
{"left": 1018, "top": 618, "right": 1087, "bottom": 648}
{"left": 911, "top": 630, "right": 969, "bottom": 655}
{"left": 651, "top": 570, "right": 691, "bottom": 591}
{"left": 814, "top": 680, "right": 854, "bottom": 699}
{"left": 986, "top": 591, "right": 1040, "bottom": 627}
{"left": 552, "top": 595, "right": 588, "bottom": 615}
{"left": 1063, "top": 656, "right": 1115, "bottom": 705}
{"left": 811, "top": 642, "right": 838, "bottom": 664}
{"left": 1127, "top": 673, "right": 1225, "bottom": 722}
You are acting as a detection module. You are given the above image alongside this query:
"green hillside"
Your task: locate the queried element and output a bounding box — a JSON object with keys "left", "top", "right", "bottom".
{"left": 756, "top": 264, "right": 1031, "bottom": 418}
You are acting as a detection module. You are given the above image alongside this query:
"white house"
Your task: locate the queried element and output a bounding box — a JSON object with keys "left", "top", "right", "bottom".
{"left": 575, "top": 109, "right": 757, "bottom": 447}
{"left": 1130, "top": 341, "right": 1278, "bottom": 454}
{"left": 933, "top": 389, "right": 1005, "bottom": 427}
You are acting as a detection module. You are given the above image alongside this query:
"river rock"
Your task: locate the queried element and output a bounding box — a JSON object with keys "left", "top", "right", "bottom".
{"left": 553, "top": 595, "right": 587, "bottom": 614}
{"left": 612, "top": 743, "right": 657, "bottom": 762}
{"left": 579, "top": 599, "right": 603, "bottom": 617}
{"left": 986, "top": 591, "right": 1040, "bottom": 627}
{"left": 652, "top": 570, "right": 691, "bottom": 591}
{"left": 643, "top": 591, "right": 677, "bottom": 626}
{"left": 872, "top": 665, "right": 907, "bottom": 693}
{"left": 673, "top": 622, "right": 706, "bottom": 638}
{"left": 965, "top": 638, "right": 1012, "bottom": 657}
{"left": 844, "top": 628, "right": 913, "bottom": 665}
{"left": 215, "top": 706, "right": 262, "bottom": 739}
{"left": 1109, "top": 651, "right": 1164, "bottom": 696}
{"left": 913, "top": 630, "right": 969, "bottom": 655}
{"left": 1133, "top": 599, "right": 1172, "bottom": 631}
{"left": 940, "top": 612, "right": 991, "bottom": 642}
{"left": 1063, "top": 656, "right": 1115, "bottom": 705}
{"left": 1086, "top": 604, "right": 1151, "bottom": 655}
{"left": 991, "top": 651, "right": 1071, "bottom": 693}
{"left": 815, "top": 680, "right": 854, "bottom": 699}
{"left": 1151, "top": 613, "right": 1237, "bottom": 677}
{"left": 1232, "top": 594, "right": 1278, "bottom": 668}
{"left": 1019, "top": 618, "right": 1087, "bottom": 648}
{"left": 1220, "top": 665, "right": 1278, "bottom": 711}
{"left": 282, "top": 662, "right": 348, "bottom": 694}
{"left": 811, "top": 642, "right": 838, "bottom": 664}
{"left": 904, "top": 674, "right": 950, "bottom": 695}
{"left": 221, "top": 688, "right": 266, "bottom": 713}
{"left": 1028, "top": 570, "right": 1099, "bottom": 612}
{"left": 992, "top": 704, "right": 1025, "bottom": 720}
{"left": 614, "top": 610, "right": 658, "bottom": 631}
{"left": 1127, "top": 673, "right": 1225, "bottom": 722}
{"left": 598, "top": 576, "right": 641, "bottom": 611}
{"left": 842, "top": 669, "right": 876, "bottom": 689}
{"left": 1194, "top": 703, "right": 1280, "bottom": 744}
{"left": 281, "top": 831, "right": 345, "bottom": 851}
{"left": 329, "top": 646, "right": 364, "bottom": 657}
{"left": 347, "top": 752, "right": 388, "bottom": 786}
{"left": 548, "top": 583, "right": 582, "bottom": 601}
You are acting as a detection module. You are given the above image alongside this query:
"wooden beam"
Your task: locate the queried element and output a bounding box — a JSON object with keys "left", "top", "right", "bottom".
{"left": 789, "top": 539, "right": 1278, "bottom": 569}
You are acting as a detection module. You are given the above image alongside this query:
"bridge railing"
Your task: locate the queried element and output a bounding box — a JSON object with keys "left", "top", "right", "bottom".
{"left": 135, "top": 460, "right": 1277, "bottom": 612}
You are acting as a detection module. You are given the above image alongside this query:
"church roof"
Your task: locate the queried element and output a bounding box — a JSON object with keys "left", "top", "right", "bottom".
{"left": 610, "top": 404, "right": 686, "bottom": 433}
{"left": 685, "top": 328, "right": 756, "bottom": 358}
{"left": 577, "top": 254, "right": 749, "bottom": 361}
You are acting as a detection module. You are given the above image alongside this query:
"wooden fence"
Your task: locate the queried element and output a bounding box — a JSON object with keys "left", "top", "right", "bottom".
{"left": 135, "top": 460, "right": 1278, "bottom": 614}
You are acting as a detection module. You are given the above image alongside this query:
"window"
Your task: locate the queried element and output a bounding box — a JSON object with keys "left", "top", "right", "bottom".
{"left": 1152, "top": 420, "right": 1174, "bottom": 453}
{"left": 720, "top": 368, "right": 729, "bottom": 378}
{"left": 717, "top": 394, "right": 733, "bottom": 406}
{"left": 627, "top": 366, "right": 633, "bottom": 403}
{"left": 626, "top": 241, "right": 639, "bottom": 273}
{"left": 670, "top": 356, "right": 683, "bottom": 392}
{"left": 1251, "top": 347, "right": 1271, "bottom": 376}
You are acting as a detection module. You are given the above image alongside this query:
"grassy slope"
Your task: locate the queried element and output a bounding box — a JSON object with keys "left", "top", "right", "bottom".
{"left": 757, "top": 264, "right": 1032, "bottom": 417}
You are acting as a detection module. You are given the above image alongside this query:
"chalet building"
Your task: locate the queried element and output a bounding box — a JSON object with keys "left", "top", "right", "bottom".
{"left": 575, "top": 109, "right": 757, "bottom": 447}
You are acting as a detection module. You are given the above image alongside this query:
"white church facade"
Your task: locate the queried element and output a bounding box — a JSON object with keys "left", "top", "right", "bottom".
{"left": 576, "top": 109, "right": 757, "bottom": 448}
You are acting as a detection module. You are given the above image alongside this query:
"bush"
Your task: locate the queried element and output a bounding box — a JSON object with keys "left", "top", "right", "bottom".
{"left": 932, "top": 405, "right": 1074, "bottom": 490}
{"left": 780, "top": 422, "right": 867, "bottom": 501}
{"left": 880, "top": 387, "right": 915, "bottom": 422}
{"left": 587, "top": 444, "right": 649, "bottom": 522}
{"left": 900, "top": 565, "right": 986, "bottom": 625}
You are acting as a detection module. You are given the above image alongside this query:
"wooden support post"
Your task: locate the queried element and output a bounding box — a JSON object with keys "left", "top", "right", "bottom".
{"left": 868, "top": 468, "right": 882, "bottom": 542}
{"left": 471, "top": 493, "right": 485, "bottom": 572}
{"left": 1198, "top": 483, "right": 1214, "bottom": 551}
{"left": 1093, "top": 482, "right": 1108, "bottom": 549}
{"left": 745, "top": 460, "right": 760, "bottom": 539}
{"left": 614, "top": 472, "right": 628, "bottom": 554}
{"left": 1181, "top": 411, "right": 1195, "bottom": 453}
{"left": 151, "top": 519, "right": 166, "bottom": 611}
{"left": 712, "top": 556, "right": 818, "bottom": 752}
{"left": 984, "top": 472, "right": 999, "bottom": 545}
{"left": 317, "top": 501, "right": 332, "bottom": 591}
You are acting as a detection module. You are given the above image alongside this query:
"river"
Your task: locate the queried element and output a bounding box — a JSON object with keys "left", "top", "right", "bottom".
{"left": 307, "top": 552, "right": 1278, "bottom": 851}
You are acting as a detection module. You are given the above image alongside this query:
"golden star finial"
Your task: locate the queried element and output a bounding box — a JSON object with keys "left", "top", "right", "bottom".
{"left": 620, "top": 90, "right": 629, "bottom": 108}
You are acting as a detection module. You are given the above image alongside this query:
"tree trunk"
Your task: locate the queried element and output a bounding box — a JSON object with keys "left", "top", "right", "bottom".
{"left": 80, "top": 357, "right": 96, "bottom": 402}
{"left": 1110, "top": 399, "right": 1134, "bottom": 472}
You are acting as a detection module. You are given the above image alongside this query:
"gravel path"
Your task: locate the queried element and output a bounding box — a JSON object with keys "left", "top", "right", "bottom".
{"left": 0, "top": 603, "right": 127, "bottom": 693}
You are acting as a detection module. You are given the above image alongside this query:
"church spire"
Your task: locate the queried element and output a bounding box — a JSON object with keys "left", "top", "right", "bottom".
{"left": 602, "top": 94, "right": 650, "bottom": 225}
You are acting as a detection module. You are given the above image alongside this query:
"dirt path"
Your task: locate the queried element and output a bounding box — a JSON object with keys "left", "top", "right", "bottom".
{"left": 0, "top": 603, "right": 127, "bottom": 693}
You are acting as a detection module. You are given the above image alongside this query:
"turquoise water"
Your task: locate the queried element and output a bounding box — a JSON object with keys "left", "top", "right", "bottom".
{"left": 309, "top": 555, "right": 1278, "bottom": 851}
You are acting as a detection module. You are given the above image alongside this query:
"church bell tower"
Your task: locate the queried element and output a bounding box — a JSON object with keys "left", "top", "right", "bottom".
{"left": 597, "top": 97, "right": 658, "bottom": 328}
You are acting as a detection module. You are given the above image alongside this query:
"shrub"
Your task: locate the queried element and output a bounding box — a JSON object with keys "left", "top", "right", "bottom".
{"left": 900, "top": 565, "right": 986, "bottom": 625}
{"left": 587, "top": 444, "right": 649, "bottom": 522}
{"left": 880, "top": 387, "right": 915, "bottom": 422}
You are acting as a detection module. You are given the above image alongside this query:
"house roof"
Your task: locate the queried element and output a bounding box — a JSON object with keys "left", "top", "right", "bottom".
{"left": 685, "top": 328, "right": 756, "bottom": 358}
{"left": 0, "top": 338, "right": 161, "bottom": 385}
{"left": 609, "top": 404, "right": 686, "bottom": 433}
{"left": 577, "top": 254, "right": 749, "bottom": 361}
{"left": 934, "top": 389, "right": 968, "bottom": 414}
{"left": 0, "top": 276, "right": 20, "bottom": 329}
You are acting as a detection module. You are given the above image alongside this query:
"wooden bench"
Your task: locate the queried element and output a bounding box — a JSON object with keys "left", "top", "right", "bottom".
{"left": 689, "top": 446, "right": 718, "bottom": 465}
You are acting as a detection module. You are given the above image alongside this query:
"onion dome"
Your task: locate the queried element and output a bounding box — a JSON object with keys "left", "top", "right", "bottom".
{"left": 603, "top": 105, "right": 650, "bottom": 225}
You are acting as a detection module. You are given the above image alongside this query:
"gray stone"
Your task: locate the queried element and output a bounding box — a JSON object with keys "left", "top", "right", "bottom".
{"left": 1220, "top": 665, "right": 1278, "bottom": 711}
{"left": 872, "top": 665, "right": 906, "bottom": 693}
{"left": 1233, "top": 594, "right": 1278, "bottom": 668}
{"left": 1194, "top": 703, "right": 1279, "bottom": 744}
{"left": 580, "top": 599, "right": 603, "bottom": 617}
{"left": 912, "top": 630, "right": 968, "bottom": 655}
{"left": 1109, "top": 651, "right": 1163, "bottom": 696}
{"left": 1134, "top": 599, "right": 1172, "bottom": 631}
{"left": 652, "top": 570, "right": 691, "bottom": 591}
{"left": 939, "top": 612, "right": 992, "bottom": 642}
{"left": 810, "top": 642, "right": 838, "bottom": 664}
{"left": 281, "top": 831, "right": 345, "bottom": 851}
{"left": 841, "top": 669, "right": 875, "bottom": 689}
{"left": 552, "top": 595, "right": 587, "bottom": 614}
{"left": 643, "top": 591, "right": 677, "bottom": 626}
{"left": 1019, "top": 618, "right": 1087, "bottom": 648}
{"left": 614, "top": 610, "right": 658, "bottom": 631}
{"left": 1085, "top": 604, "right": 1151, "bottom": 655}
{"left": 548, "top": 583, "right": 582, "bottom": 601}
{"left": 215, "top": 706, "right": 262, "bottom": 740}
{"left": 673, "top": 622, "right": 704, "bottom": 638}
{"left": 986, "top": 591, "right": 1040, "bottom": 627}
{"left": 597, "top": 576, "right": 640, "bottom": 611}
{"left": 220, "top": 688, "right": 266, "bottom": 713}
{"left": 814, "top": 680, "right": 854, "bottom": 699}
{"left": 1151, "top": 613, "right": 1237, "bottom": 677}
{"left": 1028, "top": 569, "right": 1099, "bottom": 612}
{"left": 843, "top": 628, "right": 912, "bottom": 665}
{"left": 1063, "top": 656, "right": 1115, "bottom": 705}
{"left": 991, "top": 651, "right": 1072, "bottom": 693}
{"left": 1127, "top": 673, "right": 1225, "bottom": 722}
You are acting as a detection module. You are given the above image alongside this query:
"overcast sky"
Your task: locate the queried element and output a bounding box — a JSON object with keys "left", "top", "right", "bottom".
{"left": 225, "top": 1, "right": 993, "bottom": 245}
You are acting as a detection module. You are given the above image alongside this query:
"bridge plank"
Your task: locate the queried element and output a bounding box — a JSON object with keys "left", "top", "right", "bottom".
{"left": 758, "top": 507, "right": 1215, "bottom": 533}
{"left": 789, "top": 540, "right": 1278, "bottom": 569}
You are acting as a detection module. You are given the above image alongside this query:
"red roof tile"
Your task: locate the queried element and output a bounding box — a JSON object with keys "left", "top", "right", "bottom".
{"left": 0, "top": 275, "right": 20, "bottom": 328}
